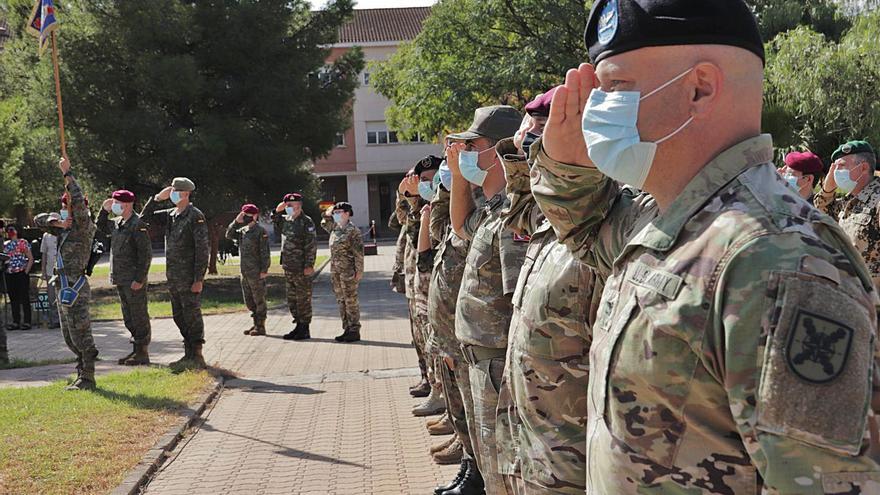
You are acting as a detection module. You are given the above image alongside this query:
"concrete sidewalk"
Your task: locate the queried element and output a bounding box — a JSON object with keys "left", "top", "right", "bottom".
{"left": 1, "top": 245, "right": 458, "bottom": 494}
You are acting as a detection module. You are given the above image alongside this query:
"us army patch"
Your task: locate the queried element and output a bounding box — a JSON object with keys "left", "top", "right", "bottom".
{"left": 786, "top": 309, "right": 854, "bottom": 384}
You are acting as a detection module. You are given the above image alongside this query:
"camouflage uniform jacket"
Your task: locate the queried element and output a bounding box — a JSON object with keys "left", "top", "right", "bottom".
{"left": 498, "top": 145, "right": 595, "bottom": 492}
{"left": 815, "top": 176, "right": 880, "bottom": 287}
{"left": 96, "top": 209, "right": 152, "bottom": 286}
{"left": 454, "top": 191, "right": 528, "bottom": 349}
{"left": 141, "top": 198, "right": 209, "bottom": 286}
{"left": 427, "top": 186, "right": 473, "bottom": 358}
{"left": 321, "top": 217, "right": 363, "bottom": 277}
{"left": 272, "top": 212, "right": 317, "bottom": 272}
{"left": 531, "top": 134, "right": 880, "bottom": 494}
{"left": 34, "top": 176, "right": 96, "bottom": 279}
{"left": 225, "top": 221, "right": 270, "bottom": 278}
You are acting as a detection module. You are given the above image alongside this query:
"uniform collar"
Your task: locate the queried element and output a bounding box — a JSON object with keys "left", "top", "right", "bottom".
{"left": 630, "top": 134, "right": 774, "bottom": 252}
{"left": 851, "top": 176, "right": 880, "bottom": 206}
{"left": 484, "top": 192, "right": 506, "bottom": 212}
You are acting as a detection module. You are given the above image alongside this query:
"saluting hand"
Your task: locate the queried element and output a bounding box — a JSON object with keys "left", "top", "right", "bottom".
{"left": 447, "top": 142, "right": 465, "bottom": 177}
{"left": 275, "top": 202, "right": 286, "bottom": 213}
{"left": 102, "top": 199, "right": 113, "bottom": 212}
{"left": 155, "top": 186, "right": 173, "bottom": 201}
{"left": 59, "top": 155, "right": 71, "bottom": 175}
{"left": 544, "top": 64, "right": 598, "bottom": 168}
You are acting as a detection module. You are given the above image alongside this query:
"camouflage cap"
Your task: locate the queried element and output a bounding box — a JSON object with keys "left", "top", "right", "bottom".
{"left": 171, "top": 177, "right": 196, "bottom": 191}
{"left": 447, "top": 105, "right": 523, "bottom": 142}
{"left": 832, "top": 140, "right": 875, "bottom": 161}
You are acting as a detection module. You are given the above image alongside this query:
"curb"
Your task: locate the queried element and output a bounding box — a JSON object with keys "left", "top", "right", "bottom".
{"left": 110, "top": 375, "right": 226, "bottom": 495}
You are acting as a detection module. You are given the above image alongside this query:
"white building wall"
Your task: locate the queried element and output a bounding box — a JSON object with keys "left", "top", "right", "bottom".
{"left": 345, "top": 174, "right": 370, "bottom": 231}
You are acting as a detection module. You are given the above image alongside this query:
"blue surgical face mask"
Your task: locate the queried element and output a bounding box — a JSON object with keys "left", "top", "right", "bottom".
{"left": 834, "top": 168, "right": 862, "bottom": 194}
{"left": 59, "top": 209, "right": 69, "bottom": 221}
{"left": 439, "top": 161, "right": 452, "bottom": 190}
{"left": 170, "top": 190, "right": 183, "bottom": 205}
{"left": 459, "top": 147, "right": 498, "bottom": 186}
{"left": 111, "top": 202, "right": 125, "bottom": 216}
{"left": 332, "top": 212, "right": 345, "bottom": 224}
{"left": 285, "top": 206, "right": 294, "bottom": 216}
{"left": 418, "top": 180, "right": 436, "bottom": 202}
{"left": 582, "top": 67, "right": 694, "bottom": 188}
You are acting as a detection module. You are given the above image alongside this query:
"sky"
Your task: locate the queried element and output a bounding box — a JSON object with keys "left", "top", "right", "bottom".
{"left": 310, "top": 0, "right": 436, "bottom": 9}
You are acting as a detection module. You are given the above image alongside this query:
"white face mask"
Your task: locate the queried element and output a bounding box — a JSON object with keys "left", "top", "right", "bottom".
{"left": 582, "top": 67, "right": 694, "bottom": 188}
{"left": 834, "top": 167, "right": 863, "bottom": 194}
{"left": 111, "top": 202, "right": 125, "bottom": 216}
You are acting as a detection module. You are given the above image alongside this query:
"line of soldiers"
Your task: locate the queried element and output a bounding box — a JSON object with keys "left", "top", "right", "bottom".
{"left": 395, "top": 1, "right": 880, "bottom": 494}
{"left": 30, "top": 160, "right": 210, "bottom": 390}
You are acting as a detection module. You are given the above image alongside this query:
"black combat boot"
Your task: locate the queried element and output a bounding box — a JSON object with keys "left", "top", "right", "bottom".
{"left": 291, "top": 323, "right": 310, "bottom": 340}
{"left": 117, "top": 343, "right": 136, "bottom": 365}
{"left": 282, "top": 322, "right": 301, "bottom": 340}
{"left": 434, "top": 458, "right": 470, "bottom": 495}
{"left": 441, "top": 458, "right": 484, "bottom": 495}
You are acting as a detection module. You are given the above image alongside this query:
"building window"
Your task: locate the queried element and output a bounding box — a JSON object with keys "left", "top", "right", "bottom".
{"left": 366, "top": 122, "right": 427, "bottom": 146}
{"left": 363, "top": 72, "right": 371, "bottom": 86}
{"left": 334, "top": 132, "right": 346, "bottom": 148}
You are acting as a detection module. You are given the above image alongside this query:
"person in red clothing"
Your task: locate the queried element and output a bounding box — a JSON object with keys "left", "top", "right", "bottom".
{"left": 3, "top": 226, "right": 34, "bottom": 330}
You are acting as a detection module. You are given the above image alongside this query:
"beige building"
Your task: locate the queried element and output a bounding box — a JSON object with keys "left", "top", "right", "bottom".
{"left": 315, "top": 7, "right": 440, "bottom": 236}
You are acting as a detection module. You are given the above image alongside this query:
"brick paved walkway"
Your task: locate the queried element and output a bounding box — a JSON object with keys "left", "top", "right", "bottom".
{"left": 1, "top": 245, "right": 458, "bottom": 494}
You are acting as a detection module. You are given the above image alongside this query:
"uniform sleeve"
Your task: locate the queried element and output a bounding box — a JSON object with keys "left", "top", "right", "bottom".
{"left": 95, "top": 209, "right": 112, "bottom": 236}
{"left": 225, "top": 220, "right": 240, "bottom": 241}
{"left": 395, "top": 193, "right": 409, "bottom": 226}
{"left": 271, "top": 211, "right": 284, "bottom": 234}
{"left": 134, "top": 221, "right": 152, "bottom": 284}
{"left": 320, "top": 207, "right": 335, "bottom": 233}
{"left": 461, "top": 207, "right": 486, "bottom": 241}
{"left": 260, "top": 229, "right": 271, "bottom": 274}
{"left": 429, "top": 187, "right": 451, "bottom": 244}
{"left": 813, "top": 189, "right": 840, "bottom": 218}
{"left": 140, "top": 197, "right": 169, "bottom": 227}
{"left": 388, "top": 210, "right": 402, "bottom": 232}
{"left": 500, "top": 145, "right": 542, "bottom": 237}
{"left": 351, "top": 229, "right": 364, "bottom": 275}
{"left": 66, "top": 176, "right": 90, "bottom": 228}
{"left": 193, "top": 213, "right": 210, "bottom": 282}
{"left": 711, "top": 233, "right": 880, "bottom": 492}
{"left": 498, "top": 224, "right": 527, "bottom": 296}
{"left": 531, "top": 140, "right": 619, "bottom": 265}
{"left": 303, "top": 217, "right": 317, "bottom": 268}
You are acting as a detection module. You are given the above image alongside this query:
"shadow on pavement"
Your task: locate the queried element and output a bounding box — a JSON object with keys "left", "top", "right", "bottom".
{"left": 225, "top": 378, "right": 325, "bottom": 395}
{"left": 199, "top": 422, "right": 367, "bottom": 468}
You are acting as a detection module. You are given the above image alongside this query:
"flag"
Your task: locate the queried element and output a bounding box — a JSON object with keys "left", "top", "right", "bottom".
{"left": 25, "top": 0, "right": 59, "bottom": 56}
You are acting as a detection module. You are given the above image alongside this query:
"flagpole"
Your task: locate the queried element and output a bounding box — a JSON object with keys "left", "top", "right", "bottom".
{"left": 49, "top": 29, "right": 66, "bottom": 156}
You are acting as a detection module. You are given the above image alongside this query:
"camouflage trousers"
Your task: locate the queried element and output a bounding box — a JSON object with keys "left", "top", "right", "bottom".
{"left": 284, "top": 269, "right": 313, "bottom": 324}
{"left": 331, "top": 272, "right": 360, "bottom": 332}
{"left": 466, "top": 356, "right": 508, "bottom": 495}
{"left": 56, "top": 279, "right": 98, "bottom": 376}
{"left": 240, "top": 274, "right": 267, "bottom": 326}
{"left": 168, "top": 282, "right": 205, "bottom": 344}
{"left": 439, "top": 356, "right": 475, "bottom": 457}
{"left": 117, "top": 285, "right": 151, "bottom": 345}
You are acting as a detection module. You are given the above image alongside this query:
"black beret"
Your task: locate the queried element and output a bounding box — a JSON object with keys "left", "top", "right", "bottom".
{"left": 585, "top": 0, "right": 765, "bottom": 66}
{"left": 413, "top": 155, "right": 443, "bottom": 176}
{"left": 333, "top": 201, "right": 353, "bottom": 216}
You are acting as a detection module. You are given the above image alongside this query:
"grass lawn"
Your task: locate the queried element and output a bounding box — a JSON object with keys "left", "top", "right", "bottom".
{"left": 0, "top": 357, "right": 77, "bottom": 371}
{"left": 88, "top": 254, "right": 326, "bottom": 320}
{"left": 91, "top": 254, "right": 327, "bottom": 280}
{"left": 0, "top": 367, "right": 213, "bottom": 495}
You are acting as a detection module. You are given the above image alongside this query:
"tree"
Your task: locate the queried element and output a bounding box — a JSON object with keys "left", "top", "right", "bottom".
{"left": 1, "top": 0, "right": 364, "bottom": 271}
{"left": 763, "top": 13, "right": 880, "bottom": 161}
{"left": 372, "top": 0, "right": 590, "bottom": 139}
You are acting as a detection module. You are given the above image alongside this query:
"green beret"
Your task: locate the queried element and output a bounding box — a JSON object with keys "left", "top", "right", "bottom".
{"left": 171, "top": 177, "right": 196, "bottom": 191}
{"left": 832, "top": 140, "right": 875, "bottom": 161}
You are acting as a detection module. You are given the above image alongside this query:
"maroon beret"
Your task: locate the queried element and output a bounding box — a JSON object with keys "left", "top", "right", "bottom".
{"left": 784, "top": 151, "right": 823, "bottom": 175}
{"left": 524, "top": 86, "right": 559, "bottom": 117}
{"left": 112, "top": 190, "right": 135, "bottom": 203}
{"left": 241, "top": 204, "right": 260, "bottom": 215}
{"left": 283, "top": 193, "right": 303, "bottom": 202}
{"left": 60, "top": 194, "right": 68, "bottom": 206}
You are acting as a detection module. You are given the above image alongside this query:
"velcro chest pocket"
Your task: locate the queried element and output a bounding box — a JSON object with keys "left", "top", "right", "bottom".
{"left": 757, "top": 271, "right": 874, "bottom": 455}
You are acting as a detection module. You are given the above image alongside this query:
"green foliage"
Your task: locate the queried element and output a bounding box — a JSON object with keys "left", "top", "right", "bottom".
{"left": 0, "top": 0, "right": 363, "bottom": 219}
{"left": 372, "top": 0, "right": 590, "bottom": 139}
{"left": 764, "top": 14, "right": 880, "bottom": 161}
{"left": 749, "top": 0, "right": 852, "bottom": 41}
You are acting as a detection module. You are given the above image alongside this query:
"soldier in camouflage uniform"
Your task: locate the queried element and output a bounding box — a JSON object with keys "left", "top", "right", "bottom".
{"left": 227, "top": 204, "right": 271, "bottom": 336}
{"left": 321, "top": 202, "right": 364, "bottom": 343}
{"left": 427, "top": 166, "right": 487, "bottom": 493}
{"left": 389, "top": 208, "right": 408, "bottom": 295}
{"left": 142, "top": 177, "right": 210, "bottom": 369}
{"left": 271, "top": 193, "right": 317, "bottom": 340}
{"left": 34, "top": 156, "right": 99, "bottom": 390}
{"left": 531, "top": 2, "right": 880, "bottom": 492}
{"left": 96, "top": 190, "right": 153, "bottom": 366}
{"left": 494, "top": 90, "right": 594, "bottom": 495}
{"left": 815, "top": 141, "right": 880, "bottom": 289}
{"left": 448, "top": 105, "right": 525, "bottom": 495}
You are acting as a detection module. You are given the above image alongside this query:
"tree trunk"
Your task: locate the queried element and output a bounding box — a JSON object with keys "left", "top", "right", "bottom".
{"left": 207, "top": 218, "right": 221, "bottom": 275}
